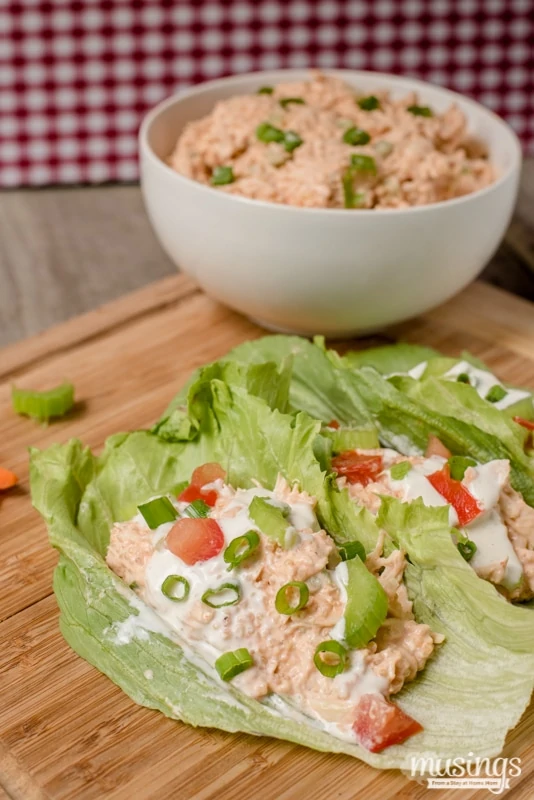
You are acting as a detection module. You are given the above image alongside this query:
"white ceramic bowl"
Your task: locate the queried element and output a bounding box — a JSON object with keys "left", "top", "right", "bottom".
{"left": 139, "top": 69, "right": 521, "bottom": 336}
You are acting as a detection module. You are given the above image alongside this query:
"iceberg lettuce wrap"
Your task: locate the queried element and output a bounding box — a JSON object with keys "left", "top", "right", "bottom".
{"left": 31, "top": 366, "right": 534, "bottom": 769}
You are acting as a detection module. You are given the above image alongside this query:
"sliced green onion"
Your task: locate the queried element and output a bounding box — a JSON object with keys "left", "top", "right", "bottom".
{"left": 390, "top": 461, "right": 412, "bottom": 481}
{"left": 211, "top": 166, "right": 235, "bottom": 186}
{"left": 456, "top": 373, "right": 471, "bottom": 384}
{"left": 257, "top": 86, "right": 273, "bottom": 94}
{"left": 486, "top": 384, "right": 507, "bottom": 404}
{"left": 279, "top": 97, "right": 305, "bottom": 108}
{"left": 283, "top": 130, "right": 303, "bottom": 152}
{"left": 314, "top": 641, "right": 348, "bottom": 678}
{"left": 256, "top": 122, "right": 285, "bottom": 143}
{"left": 358, "top": 95, "right": 380, "bottom": 111}
{"left": 202, "top": 582, "right": 241, "bottom": 608}
{"left": 12, "top": 381, "right": 74, "bottom": 422}
{"left": 215, "top": 648, "right": 253, "bottom": 681}
{"left": 342, "top": 167, "right": 366, "bottom": 209}
{"left": 161, "top": 575, "right": 190, "bottom": 602}
{"left": 448, "top": 455, "right": 477, "bottom": 481}
{"left": 350, "top": 154, "right": 377, "bottom": 174}
{"left": 343, "top": 126, "right": 371, "bottom": 145}
{"left": 275, "top": 581, "right": 309, "bottom": 615}
{"left": 407, "top": 105, "right": 433, "bottom": 117}
{"left": 138, "top": 496, "right": 178, "bottom": 529}
{"left": 223, "top": 531, "right": 260, "bottom": 569}
{"left": 338, "top": 541, "right": 366, "bottom": 562}
{"left": 458, "top": 539, "right": 477, "bottom": 562}
{"left": 184, "top": 499, "right": 210, "bottom": 518}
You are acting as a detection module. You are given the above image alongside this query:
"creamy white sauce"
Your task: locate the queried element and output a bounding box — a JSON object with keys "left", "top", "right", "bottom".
{"left": 407, "top": 361, "right": 428, "bottom": 380}
{"left": 466, "top": 460, "right": 509, "bottom": 511}
{"left": 443, "top": 360, "right": 531, "bottom": 410}
{"left": 330, "top": 561, "right": 348, "bottom": 641}
{"left": 465, "top": 510, "right": 523, "bottom": 590}
{"left": 388, "top": 455, "right": 459, "bottom": 526}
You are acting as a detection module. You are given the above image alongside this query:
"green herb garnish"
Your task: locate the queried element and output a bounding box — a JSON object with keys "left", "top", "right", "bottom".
{"left": 314, "top": 641, "right": 348, "bottom": 678}
{"left": 343, "top": 126, "right": 371, "bottom": 146}
{"left": 202, "top": 583, "right": 241, "bottom": 608}
{"left": 275, "top": 581, "right": 309, "bottom": 615}
{"left": 358, "top": 95, "right": 380, "bottom": 111}
{"left": 486, "top": 385, "right": 507, "bottom": 404}
{"left": 350, "top": 153, "right": 377, "bottom": 174}
{"left": 161, "top": 575, "right": 190, "bottom": 602}
{"left": 257, "top": 86, "right": 273, "bottom": 95}
{"left": 215, "top": 648, "right": 253, "bottom": 681}
{"left": 184, "top": 499, "right": 210, "bottom": 518}
{"left": 138, "top": 497, "right": 178, "bottom": 529}
{"left": 458, "top": 539, "right": 477, "bottom": 562}
{"left": 280, "top": 97, "right": 305, "bottom": 109}
{"left": 211, "top": 166, "right": 235, "bottom": 186}
{"left": 12, "top": 382, "right": 75, "bottom": 423}
{"left": 390, "top": 461, "right": 412, "bottom": 481}
{"left": 223, "top": 531, "right": 260, "bottom": 570}
{"left": 407, "top": 105, "right": 433, "bottom": 117}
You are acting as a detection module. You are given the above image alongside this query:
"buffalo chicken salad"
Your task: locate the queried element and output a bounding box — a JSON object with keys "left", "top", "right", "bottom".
{"left": 31, "top": 338, "right": 534, "bottom": 771}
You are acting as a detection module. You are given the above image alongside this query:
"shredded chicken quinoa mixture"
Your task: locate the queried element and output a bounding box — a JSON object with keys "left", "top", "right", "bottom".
{"left": 169, "top": 72, "right": 495, "bottom": 209}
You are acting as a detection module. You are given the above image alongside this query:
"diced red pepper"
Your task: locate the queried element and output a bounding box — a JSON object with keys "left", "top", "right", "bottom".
{"left": 191, "top": 462, "right": 226, "bottom": 487}
{"left": 513, "top": 416, "right": 534, "bottom": 432}
{"left": 166, "top": 518, "right": 225, "bottom": 565}
{"left": 328, "top": 419, "right": 340, "bottom": 429}
{"left": 427, "top": 463, "right": 481, "bottom": 526}
{"left": 178, "top": 484, "right": 218, "bottom": 507}
{"left": 425, "top": 434, "right": 452, "bottom": 459}
{"left": 332, "top": 451, "right": 383, "bottom": 487}
{"left": 352, "top": 694, "right": 423, "bottom": 752}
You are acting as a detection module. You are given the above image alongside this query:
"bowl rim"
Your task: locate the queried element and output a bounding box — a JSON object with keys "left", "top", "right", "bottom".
{"left": 139, "top": 68, "right": 522, "bottom": 217}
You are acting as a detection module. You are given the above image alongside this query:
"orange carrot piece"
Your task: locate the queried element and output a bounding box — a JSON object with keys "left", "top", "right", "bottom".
{"left": 0, "top": 467, "right": 18, "bottom": 490}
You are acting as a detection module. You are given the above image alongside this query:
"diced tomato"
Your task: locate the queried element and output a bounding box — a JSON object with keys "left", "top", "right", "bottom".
{"left": 190, "top": 462, "right": 226, "bottom": 488}
{"left": 328, "top": 419, "right": 340, "bottom": 429}
{"left": 178, "top": 462, "right": 226, "bottom": 507}
{"left": 513, "top": 416, "right": 534, "bottom": 432}
{"left": 332, "top": 451, "right": 383, "bottom": 487}
{"left": 352, "top": 694, "right": 423, "bottom": 752}
{"left": 427, "top": 463, "right": 481, "bottom": 526}
{"left": 178, "top": 483, "right": 218, "bottom": 507}
{"left": 0, "top": 467, "right": 17, "bottom": 490}
{"left": 425, "top": 434, "right": 452, "bottom": 459}
{"left": 166, "top": 518, "right": 225, "bottom": 565}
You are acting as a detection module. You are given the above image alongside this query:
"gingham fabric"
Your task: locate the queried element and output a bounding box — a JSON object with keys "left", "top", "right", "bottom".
{"left": 1, "top": 0, "right": 532, "bottom": 187}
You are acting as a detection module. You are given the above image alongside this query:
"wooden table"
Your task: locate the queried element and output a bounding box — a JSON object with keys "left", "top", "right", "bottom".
{"left": 1, "top": 277, "right": 534, "bottom": 800}
{"left": 1, "top": 160, "right": 534, "bottom": 348}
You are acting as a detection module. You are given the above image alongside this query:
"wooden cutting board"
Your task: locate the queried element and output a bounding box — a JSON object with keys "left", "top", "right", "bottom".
{"left": 1, "top": 275, "right": 534, "bottom": 800}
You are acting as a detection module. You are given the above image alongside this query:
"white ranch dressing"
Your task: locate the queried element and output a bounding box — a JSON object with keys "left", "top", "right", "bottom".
{"left": 388, "top": 455, "right": 459, "bottom": 526}
{"left": 386, "top": 454, "right": 524, "bottom": 589}
{"left": 443, "top": 360, "right": 531, "bottom": 411}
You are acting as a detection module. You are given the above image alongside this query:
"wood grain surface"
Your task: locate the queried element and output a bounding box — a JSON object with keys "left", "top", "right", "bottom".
{"left": 1, "top": 159, "right": 533, "bottom": 348}
{"left": 1, "top": 274, "right": 533, "bottom": 800}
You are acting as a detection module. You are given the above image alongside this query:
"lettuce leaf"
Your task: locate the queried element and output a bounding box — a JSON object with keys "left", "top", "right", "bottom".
{"left": 341, "top": 343, "right": 438, "bottom": 374}
{"left": 31, "top": 373, "right": 534, "bottom": 768}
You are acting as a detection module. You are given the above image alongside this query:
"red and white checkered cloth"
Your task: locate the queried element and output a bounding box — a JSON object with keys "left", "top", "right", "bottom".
{"left": 1, "top": 0, "right": 532, "bottom": 187}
